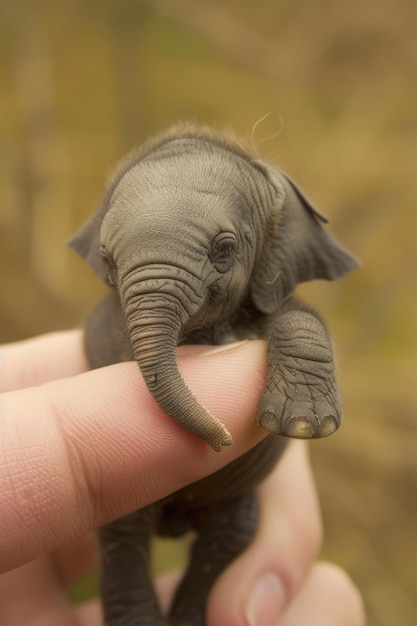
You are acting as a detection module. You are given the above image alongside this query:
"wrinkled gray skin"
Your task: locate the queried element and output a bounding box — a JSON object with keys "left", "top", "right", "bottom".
{"left": 69, "top": 125, "right": 358, "bottom": 626}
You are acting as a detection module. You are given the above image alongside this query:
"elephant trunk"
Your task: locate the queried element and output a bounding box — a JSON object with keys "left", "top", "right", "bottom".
{"left": 125, "top": 296, "right": 232, "bottom": 452}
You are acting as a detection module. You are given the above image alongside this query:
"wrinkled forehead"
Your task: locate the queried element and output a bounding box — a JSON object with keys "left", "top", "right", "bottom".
{"left": 101, "top": 145, "right": 255, "bottom": 245}
{"left": 111, "top": 141, "right": 251, "bottom": 204}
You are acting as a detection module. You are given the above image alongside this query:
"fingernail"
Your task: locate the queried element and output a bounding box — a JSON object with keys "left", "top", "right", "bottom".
{"left": 198, "top": 340, "right": 249, "bottom": 357}
{"left": 246, "top": 573, "right": 285, "bottom": 626}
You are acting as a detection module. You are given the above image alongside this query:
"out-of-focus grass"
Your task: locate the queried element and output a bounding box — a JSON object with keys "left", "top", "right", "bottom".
{"left": 70, "top": 570, "right": 98, "bottom": 605}
{"left": 1, "top": 1, "right": 416, "bottom": 623}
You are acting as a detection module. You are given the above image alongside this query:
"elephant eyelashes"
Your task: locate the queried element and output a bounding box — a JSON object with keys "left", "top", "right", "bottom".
{"left": 209, "top": 234, "right": 236, "bottom": 273}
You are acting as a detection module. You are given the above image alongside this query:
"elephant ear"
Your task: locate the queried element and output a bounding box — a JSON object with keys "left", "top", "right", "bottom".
{"left": 68, "top": 211, "right": 109, "bottom": 283}
{"left": 250, "top": 161, "right": 359, "bottom": 314}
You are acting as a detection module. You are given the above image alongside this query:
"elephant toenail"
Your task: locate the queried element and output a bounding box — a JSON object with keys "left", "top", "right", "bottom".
{"left": 258, "top": 409, "right": 277, "bottom": 433}
{"left": 318, "top": 415, "right": 338, "bottom": 437}
{"left": 284, "top": 416, "right": 315, "bottom": 438}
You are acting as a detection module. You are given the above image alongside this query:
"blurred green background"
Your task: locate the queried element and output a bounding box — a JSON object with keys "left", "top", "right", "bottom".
{"left": 1, "top": 0, "right": 416, "bottom": 623}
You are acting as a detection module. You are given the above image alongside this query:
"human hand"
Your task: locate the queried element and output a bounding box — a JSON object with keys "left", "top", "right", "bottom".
{"left": 0, "top": 331, "right": 364, "bottom": 625}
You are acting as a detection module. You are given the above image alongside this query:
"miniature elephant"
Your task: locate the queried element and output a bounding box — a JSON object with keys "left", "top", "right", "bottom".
{"left": 69, "top": 123, "right": 358, "bottom": 625}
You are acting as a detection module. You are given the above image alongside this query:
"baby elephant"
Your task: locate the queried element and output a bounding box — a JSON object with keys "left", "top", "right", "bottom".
{"left": 70, "top": 123, "right": 358, "bottom": 625}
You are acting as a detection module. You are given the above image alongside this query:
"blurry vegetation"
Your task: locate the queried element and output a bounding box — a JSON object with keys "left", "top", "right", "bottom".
{"left": 1, "top": 0, "right": 416, "bottom": 624}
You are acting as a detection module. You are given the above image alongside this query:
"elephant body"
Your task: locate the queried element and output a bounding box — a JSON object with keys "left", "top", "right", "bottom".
{"left": 70, "top": 123, "right": 358, "bottom": 625}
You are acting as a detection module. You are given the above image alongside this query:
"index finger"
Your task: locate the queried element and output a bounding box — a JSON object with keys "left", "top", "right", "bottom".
{"left": 0, "top": 340, "right": 267, "bottom": 574}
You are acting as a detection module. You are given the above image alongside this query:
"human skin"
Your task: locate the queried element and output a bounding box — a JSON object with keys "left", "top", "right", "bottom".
{"left": 0, "top": 331, "right": 365, "bottom": 625}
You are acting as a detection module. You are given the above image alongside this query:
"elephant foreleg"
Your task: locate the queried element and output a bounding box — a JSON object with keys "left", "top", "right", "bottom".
{"left": 259, "top": 299, "right": 342, "bottom": 439}
{"left": 98, "top": 506, "right": 167, "bottom": 626}
{"left": 169, "top": 493, "right": 258, "bottom": 626}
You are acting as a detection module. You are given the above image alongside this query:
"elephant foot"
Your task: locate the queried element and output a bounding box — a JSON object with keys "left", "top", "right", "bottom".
{"left": 259, "top": 397, "right": 339, "bottom": 438}
{"left": 259, "top": 305, "right": 344, "bottom": 440}
{"left": 258, "top": 364, "right": 342, "bottom": 439}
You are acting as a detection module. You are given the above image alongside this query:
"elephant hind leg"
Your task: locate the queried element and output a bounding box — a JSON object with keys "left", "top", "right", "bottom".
{"left": 98, "top": 506, "right": 168, "bottom": 626}
{"left": 169, "top": 493, "right": 259, "bottom": 626}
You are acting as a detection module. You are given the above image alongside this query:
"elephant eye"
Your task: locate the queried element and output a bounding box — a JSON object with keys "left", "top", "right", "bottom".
{"left": 209, "top": 234, "right": 237, "bottom": 273}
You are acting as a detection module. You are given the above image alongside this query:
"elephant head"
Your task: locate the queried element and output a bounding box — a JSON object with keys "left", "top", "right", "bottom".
{"left": 69, "top": 126, "right": 358, "bottom": 451}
